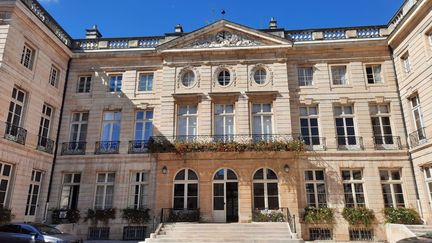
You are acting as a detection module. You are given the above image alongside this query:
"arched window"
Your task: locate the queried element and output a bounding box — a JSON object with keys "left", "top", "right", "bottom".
{"left": 173, "top": 169, "right": 198, "bottom": 209}
{"left": 253, "top": 168, "right": 279, "bottom": 210}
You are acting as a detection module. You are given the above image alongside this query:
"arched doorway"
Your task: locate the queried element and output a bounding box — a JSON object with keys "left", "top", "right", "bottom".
{"left": 213, "top": 168, "right": 238, "bottom": 222}
{"left": 252, "top": 168, "right": 279, "bottom": 210}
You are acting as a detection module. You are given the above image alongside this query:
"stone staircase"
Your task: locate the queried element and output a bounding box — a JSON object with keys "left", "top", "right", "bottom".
{"left": 143, "top": 222, "right": 304, "bottom": 243}
{"left": 405, "top": 225, "right": 432, "bottom": 237}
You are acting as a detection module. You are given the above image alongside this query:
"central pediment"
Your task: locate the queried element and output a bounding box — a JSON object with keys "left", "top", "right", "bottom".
{"left": 157, "top": 20, "right": 292, "bottom": 51}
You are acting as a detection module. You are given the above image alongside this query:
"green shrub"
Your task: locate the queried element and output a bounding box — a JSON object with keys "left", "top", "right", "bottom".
{"left": 303, "top": 207, "right": 334, "bottom": 224}
{"left": 84, "top": 208, "right": 116, "bottom": 225}
{"left": 51, "top": 209, "right": 80, "bottom": 224}
{"left": 342, "top": 207, "right": 375, "bottom": 227}
{"left": 122, "top": 208, "right": 150, "bottom": 224}
{"left": 252, "top": 210, "right": 285, "bottom": 222}
{"left": 0, "top": 207, "right": 13, "bottom": 224}
{"left": 383, "top": 207, "right": 421, "bottom": 224}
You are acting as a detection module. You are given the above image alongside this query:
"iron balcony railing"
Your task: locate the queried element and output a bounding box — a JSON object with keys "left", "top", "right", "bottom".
{"left": 160, "top": 208, "right": 200, "bottom": 223}
{"left": 95, "top": 141, "right": 120, "bottom": 154}
{"left": 37, "top": 136, "right": 54, "bottom": 154}
{"left": 297, "top": 136, "right": 327, "bottom": 151}
{"left": 373, "top": 136, "right": 402, "bottom": 150}
{"left": 128, "top": 140, "right": 151, "bottom": 154}
{"left": 409, "top": 127, "right": 427, "bottom": 148}
{"left": 4, "top": 122, "right": 27, "bottom": 145}
{"left": 336, "top": 136, "right": 364, "bottom": 151}
{"left": 151, "top": 134, "right": 295, "bottom": 144}
{"left": 61, "top": 142, "right": 86, "bottom": 155}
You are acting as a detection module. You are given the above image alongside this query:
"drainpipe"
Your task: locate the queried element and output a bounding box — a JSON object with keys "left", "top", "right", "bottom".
{"left": 44, "top": 57, "right": 72, "bottom": 222}
{"left": 389, "top": 46, "right": 423, "bottom": 219}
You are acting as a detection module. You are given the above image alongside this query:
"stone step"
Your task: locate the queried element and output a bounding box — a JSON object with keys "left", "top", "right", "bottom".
{"left": 144, "top": 239, "right": 303, "bottom": 243}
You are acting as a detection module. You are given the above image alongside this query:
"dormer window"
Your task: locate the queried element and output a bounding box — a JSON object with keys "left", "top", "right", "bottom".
{"left": 217, "top": 70, "right": 231, "bottom": 86}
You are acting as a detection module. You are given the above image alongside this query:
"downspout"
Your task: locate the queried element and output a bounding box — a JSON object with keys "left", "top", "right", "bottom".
{"left": 44, "top": 57, "right": 72, "bottom": 222}
{"left": 389, "top": 45, "right": 423, "bottom": 219}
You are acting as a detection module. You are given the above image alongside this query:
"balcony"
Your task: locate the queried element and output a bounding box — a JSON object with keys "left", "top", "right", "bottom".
{"left": 153, "top": 134, "right": 295, "bottom": 144}
{"left": 4, "top": 122, "right": 27, "bottom": 145}
{"left": 128, "top": 140, "right": 151, "bottom": 154}
{"left": 61, "top": 142, "right": 86, "bottom": 155}
{"left": 336, "top": 136, "right": 364, "bottom": 151}
{"left": 37, "top": 136, "right": 54, "bottom": 154}
{"left": 298, "top": 136, "right": 327, "bottom": 151}
{"left": 409, "top": 127, "right": 428, "bottom": 148}
{"left": 95, "top": 141, "right": 120, "bottom": 154}
{"left": 373, "top": 136, "right": 402, "bottom": 150}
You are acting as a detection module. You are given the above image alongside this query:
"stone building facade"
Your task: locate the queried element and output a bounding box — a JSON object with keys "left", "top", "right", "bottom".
{"left": 0, "top": 0, "right": 431, "bottom": 242}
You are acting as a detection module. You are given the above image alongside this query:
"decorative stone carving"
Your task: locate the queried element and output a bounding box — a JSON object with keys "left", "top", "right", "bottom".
{"left": 187, "top": 31, "right": 261, "bottom": 49}
{"left": 177, "top": 66, "right": 200, "bottom": 89}
{"left": 249, "top": 64, "right": 273, "bottom": 86}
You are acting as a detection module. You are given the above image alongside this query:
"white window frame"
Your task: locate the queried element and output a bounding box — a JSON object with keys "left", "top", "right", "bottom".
{"left": 251, "top": 103, "right": 273, "bottom": 137}
{"left": 94, "top": 172, "right": 115, "bottom": 209}
{"left": 410, "top": 95, "right": 425, "bottom": 133}
{"left": 299, "top": 106, "right": 320, "bottom": 145}
{"left": 177, "top": 105, "right": 198, "bottom": 139}
{"left": 380, "top": 169, "right": 405, "bottom": 208}
{"left": 20, "top": 44, "right": 35, "bottom": 70}
{"left": 25, "top": 170, "right": 43, "bottom": 216}
{"left": 253, "top": 168, "right": 279, "bottom": 210}
{"left": 331, "top": 65, "right": 348, "bottom": 85}
{"left": 49, "top": 65, "right": 59, "bottom": 87}
{"left": 341, "top": 169, "right": 366, "bottom": 208}
{"left": 298, "top": 66, "right": 314, "bottom": 86}
{"left": 60, "top": 173, "right": 81, "bottom": 209}
{"left": 334, "top": 105, "right": 358, "bottom": 146}
{"left": 173, "top": 169, "right": 199, "bottom": 209}
{"left": 253, "top": 68, "right": 267, "bottom": 85}
{"left": 69, "top": 112, "right": 88, "bottom": 143}
{"left": 138, "top": 73, "right": 154, "bottom": 92}
{"left": 101, "top": 111, "right": 121, "bottom": 142}
{"left": 130, "top": 171, "right": 149, "bottom": 209}
{"left": 77, "top": 76, "right": 91, "bottom": 93}
{"left": 7, "top": 87, "right": 26, "bottom": 128}
{"left": 370, "top": 104, "right": 394, "bottom": 145}
{"left": 38, "top": 104, "right": 53, "bottom": 147}
{"left": 0, "top": 163, "right": 13, "bottom": 207}
{"left": 134, "top": 110, "right": 153, "bottom": 141}
{"left": 214, "top": 104, "right": 235, "bottom": 139}
{"left": 365, "top": 64, "right": 383, "bottom": 84}
{"left": 304, "top": 170, "right": 327, "bottom": 208}
{"left": 423, "top": 167, "right": 432, "bottom": 206}
{"left": 108, "top": 74, "right": 122, "bottom": 92}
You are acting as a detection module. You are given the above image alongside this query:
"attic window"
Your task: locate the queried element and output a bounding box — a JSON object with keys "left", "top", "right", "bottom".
{"left": 217, "top": 69, "right": 231, "bottom": 86}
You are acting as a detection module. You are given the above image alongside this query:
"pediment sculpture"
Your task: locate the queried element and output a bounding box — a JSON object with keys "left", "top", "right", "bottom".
{"left": 186, "top": 31, "right": 261, "bottom": 48}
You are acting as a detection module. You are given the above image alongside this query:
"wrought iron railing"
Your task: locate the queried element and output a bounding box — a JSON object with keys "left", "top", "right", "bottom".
{"left": 160, "top": 208, "right": 200, "bottom": 223}
{"left": 61, "top": 142, "right": 86, "bottom": 155}
{"left": 4, "top": 122, "right": 27, "bottom": 145}
{"left": 128, "top": 140, "right": 151, "bottom": 154}
{"left": 298, "top": 136, "right": 327, "bottom": 151}
{"left": 37, "top": 136, "right": 54, "bottom": 154}
{"left": 152, "top": 134, "right": 295, "bottom": 144}
{"left": 95, "top": 141, "right": 120, "bottom": 154}
{"left": 336, "top": 136, "right": 364, "bottom": 151}
{"left": 409, "top": 127, "right": 427, "bottom": 148}
{"left": 373, "top": 136, "right": 402, "bottom": 150}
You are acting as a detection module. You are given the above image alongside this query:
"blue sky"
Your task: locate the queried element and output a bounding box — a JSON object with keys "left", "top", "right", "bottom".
{"left": 39, "top": 0, "right": 405, "bottom": 38}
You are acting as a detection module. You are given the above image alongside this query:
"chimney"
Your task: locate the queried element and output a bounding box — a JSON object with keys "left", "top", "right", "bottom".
{"left": 86, "top": 24, "right": 102, "bottom": 39}
{"left": 175, "top": 24, "right": 183, "bottom": 33}
{"left": 269, "top": 17, "right": 277, "bottom": 29}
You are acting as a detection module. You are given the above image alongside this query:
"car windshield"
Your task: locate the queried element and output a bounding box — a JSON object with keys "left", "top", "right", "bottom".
{"left": 31, "top": 224, "right": 62, "bottom": 235}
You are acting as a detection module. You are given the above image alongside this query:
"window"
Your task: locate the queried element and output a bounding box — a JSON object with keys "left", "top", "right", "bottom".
{"left": 130, "top": 172, "right": 149, "bottom": 209}
{"left": 173, "top": 169, "right": 198, "bottom": 209}
{"left": 6, "top": 87, "right": 26, "bottom": 139}
{"left": 20, "top": 44, "right": 35, "bottom": 70}
{"left": 252, "top": 104, "right": 273, "bottom": 141}
{"left": 123, "top": 226, "right": 146, "bottom": 241}
{"left": 342, "top": 170, "right": 365, "bottom": 208}
{"left": 380, "top": 170, "right": 405, "bottom": 208}
{"left": 309, "top": 228, "right": 332, "bottom": 241}
{"left": 214, "top": 104, "right": 234, "bottom": 141}
{"left": 177, "top": 105, "right": 197, "bottom": 140}
{"left": 254, "top": 68, "right": 267, "bottom": 85}
{"left": 134, "top": 110, "right": 153, "bottom": 142}
{"left": 138, "top": 73, "right": 153, "bottom": 91}
{"left": 423, "top": 167, "right": 432, "bottom": 204}
{"left": 69, "top": 112, "right": 88, "bottom": 144}
{"left": 428, "top": 33, "right": 432, "bottom": 47}
{"left": 108, "top": 75, "right": 122, "bottom": 92}
{"left": 49, "top": 65, "right": 59, "bottom": 87}
{"left": 60, "top": 173, "right": 81, "bottom": 210}
{"left": 304, "top": 170, "right": 326, "bottom": 207}
{"left": 349, "top": 228, "right": 374, "bottom": 241}
{"left": 401, "top": 53, "right": 411, "bottom": 74}
{"left": 335, "top": 105, "right": 358, "bottom": 146}
{"left": 88, "top": 227, "right": 110, "bottom": 240}
{"left": 25, "top": 170, "right": 43, "bottom": 216}
{"left": 365, "top": 65, "right": 382, "bottom": 84}
{"left": 101, "top": 111, "right": 121, "bottom": 142}
{"left": 300, "top": 106, "right": 320, "bottom": 145}
{"left": 253, "top": 168, "right": 279, "bottom": 210}
{"left": 77, "top": 76, "right": 91, "bottom": 93}
{"left": 370, "top": 104, "right": 394, "bottom": 145}
{"left": 217, "top": 70, "right": 231, "bottom": 86}
{"left": 0, "top": 163, "right": 13, "bottom": 207}
{"left": 181, "top": 70, "right": 195, "bottom": 87}
{"left": 331, "top": 66, "right": 348, "bottom": 85}
{"left": 37, "top": 104, "right": 53, "bottom": 148}
{"left": 410, "top": 95, "right": 426, "bottom": 140}
{"left": 298, "top": 67, "right": 313, "bottom": 86}
{"left": 95, "top": 173, "right": 115, "bottom": 209}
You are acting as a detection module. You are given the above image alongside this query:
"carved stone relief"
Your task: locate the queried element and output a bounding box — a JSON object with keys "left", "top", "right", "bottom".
{"left": 186, "top": 31, "right": 262, "bottom": 49}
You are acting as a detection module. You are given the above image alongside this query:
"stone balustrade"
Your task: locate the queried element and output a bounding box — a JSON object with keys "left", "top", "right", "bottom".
{"left": 73, "top": 37, "right": 163, "bottom": 51}
{"left": 286, "top": 26, "right": 386, "bottom": 42}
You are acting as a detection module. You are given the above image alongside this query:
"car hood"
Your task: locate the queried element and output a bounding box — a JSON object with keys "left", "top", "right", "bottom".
{"left": 44, "top": 233, "right": 80, "bottom": 242}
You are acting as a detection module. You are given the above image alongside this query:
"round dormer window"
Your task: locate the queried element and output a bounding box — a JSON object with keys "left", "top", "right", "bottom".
{"left": 181, "top": 70, "right": 195, "bottom": 87}
{"left": 254, "top": 68, "right": 267, "bottom": 85}
{"left": 217, "top": 70, "right": 231, "bottom": 86}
